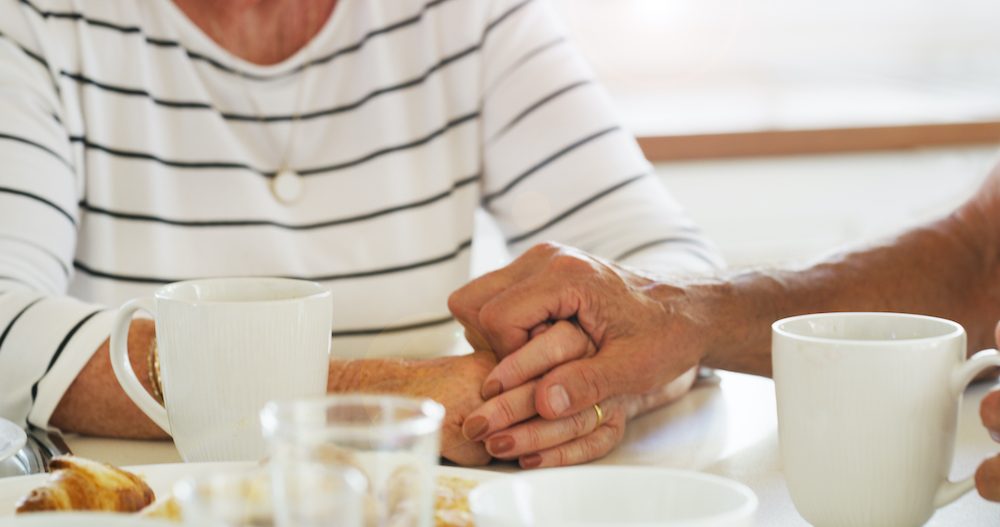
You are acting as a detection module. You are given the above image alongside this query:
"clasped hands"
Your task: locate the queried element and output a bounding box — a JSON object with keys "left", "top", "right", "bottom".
{"left": 442, "top": 243, "right": 702, "bottom": 468}
{"left": 440, "top": 243, "right": 1000, "bottom": 504}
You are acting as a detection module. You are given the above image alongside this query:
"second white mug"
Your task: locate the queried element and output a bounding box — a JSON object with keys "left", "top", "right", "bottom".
{"left": 773, "top": 312, "right": 1000, "bottom": 527}
{"left": 110, "top": 277, "right": 332, "bottom": 462}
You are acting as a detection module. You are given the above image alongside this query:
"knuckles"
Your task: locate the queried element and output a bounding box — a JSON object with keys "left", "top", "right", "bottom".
{"left": 549, "top": 252, "right": 596, "bottom": 277}
{"left": 524, "top": 241, "right": 565, "bottom": 261}
{"left": 492, "top": 395, "right": 520, "bottom": 427}
{"left": 981, "top": 390, "right": 1000, "bottom": 431}
{"left": 446, "top": 289, "right": 473, "bottom": 321}
{"left": 575, "top": 363, "right": 611, "bottom": 406}
{"left": 568, "top": 410, "right": 590, "bottom": 436}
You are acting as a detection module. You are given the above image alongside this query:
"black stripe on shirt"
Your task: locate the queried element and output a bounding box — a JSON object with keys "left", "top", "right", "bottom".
{"left": 223, "top": 44, "right": 481, "bottom": 123}
{"left": 482, "top": 125, "right": 621, "bottom": 206}
{"left": 488, "top": 79, "right": 592, "bottom": 142}
{"left": 19, "top": 0, "right": 144, "bottom": 33}
{"left": 0, "top": 296, "right": 43, "bottom": 353}
{"left": 30, "top": 309, "right": 102, "bottom": 402}
{"left": 0, "top": 31, "right": 61, "bottom": 96}
{"left": 56, "top": 43, "right": 474, "bottom": 123}
{"left": 315, "top": 238, "right": 472, "bottom": 281}
{"left": 72, "top": 238, "right": 473, "bottom": 285}
{"left": 0, "top": 276, "right": 31, "bottom": 289}
{"left": 79, "top": 173, "right": 481, "bottom": 229}
{"left": 0, "top": 186, "right": 76, "bottom": 227}
{"left": 482, "top": 36, "right": 566, "bottom": 99}
{"left": 68, "top": 135, "right": 265, "bottom": 175}
{"left": 68, "top": 110, "right": 479, "bottom": 178}
{"left": 614, "top": 236, "right": 713, "bottom": 262}
{"left": 506, "top": 172, "right": 648, "bottom": 244}
{"left": 484, "top": 0, "right": 533, "bottom": 40}
{"left": 0, "top": 133, "right": 74, "bottom": 171}
{"left": 179, "top": 0, "right": 459, "bottom": 81}
{"left": 298, "top": 111, "right": 479, "bottom": 176}
{"left": 18, "top": 0, "right": 456, "bottom": 81}
{"left": 61, "top": 71, "right": 212, "bottom": 110}
{"left": 331, "top": 315, "right": 454, "bottom": 338}
{"left": 47, "top": 1, "right": 526, "bottom": 123}
{"left": 0, "top": 30, "right": 46, "bottom": 69}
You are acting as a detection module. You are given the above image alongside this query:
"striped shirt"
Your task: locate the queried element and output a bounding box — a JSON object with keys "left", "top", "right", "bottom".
{"left": 0, "top": 0, "right": 722, "bottom": 429}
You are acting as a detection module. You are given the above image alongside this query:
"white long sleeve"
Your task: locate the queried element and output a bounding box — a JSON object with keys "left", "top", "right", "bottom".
{"left": 0, "top": 0, "right": 720, "bottom": 428}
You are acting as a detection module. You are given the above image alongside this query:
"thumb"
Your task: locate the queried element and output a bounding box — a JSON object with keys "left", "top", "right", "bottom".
{"left": 534, "top": 342, "right": 695, "bottom": 420}
{"left": 981, "top": 389, "right": 1000, "bottom": 440}
{"left": 533, "top": 352, "right": 627, "bottom": 420}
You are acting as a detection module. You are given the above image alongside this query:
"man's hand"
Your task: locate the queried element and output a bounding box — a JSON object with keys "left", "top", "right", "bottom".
{"left": 449, "top": 242, "right": 709, "bottom": 421}
{"left": 328, "top": 351, "right": 497, "bottom": 466}
{"left": 977, "top": 389, "right": 1000, "bottom": 500}
{"left": 976, "top": 322, "right": 1000, "bottom": 501}
{"left": 460, "top": 354, "right": 697, "bottom": 468}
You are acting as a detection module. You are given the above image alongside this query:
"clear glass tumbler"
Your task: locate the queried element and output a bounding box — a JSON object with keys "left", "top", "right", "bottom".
{"left": 260, "top": 395, "right": 445, "bottom": 527}
{"left": 173, "top": 468, "right": 274, "bottom": 527}
{"left": 175, "top": 465, "right": 366, "bottom": 527}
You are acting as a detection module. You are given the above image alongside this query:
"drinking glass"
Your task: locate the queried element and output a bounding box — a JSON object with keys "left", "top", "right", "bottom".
{"left": 261, "top": 395, "right": 445, "bottom": 527}
{"left": 174, "top": 465, "right": 365, "bottom": 527}
{"left": 174, "top": 468, "right": 273, "bottom": 527}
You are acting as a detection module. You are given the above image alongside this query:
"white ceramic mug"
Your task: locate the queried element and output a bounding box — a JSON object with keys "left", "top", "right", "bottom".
{"left": 110, "top": 277, "right": 332, "bottom": 462}
{"left": 773, "top": 312, "right": 1000, "bottom": 527}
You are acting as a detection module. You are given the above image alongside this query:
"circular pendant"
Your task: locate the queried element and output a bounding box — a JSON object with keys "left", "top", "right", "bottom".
{"left": 271, "top": 168, "right": 304, "bottom": 204}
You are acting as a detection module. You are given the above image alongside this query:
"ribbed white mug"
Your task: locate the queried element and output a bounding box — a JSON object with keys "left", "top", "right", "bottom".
{"left": 773, "top": 312, "right": 1000, "bottom": 527}
{"left": 110, "top": 277, "right": 332, "bottom": 462}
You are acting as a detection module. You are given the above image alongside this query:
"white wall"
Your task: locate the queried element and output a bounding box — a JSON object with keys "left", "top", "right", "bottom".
{"left": 473, "top": 146, "right": 999, "bottom": 274}
{"left": 656, "top": 146, "right": 999, "bottom": 268}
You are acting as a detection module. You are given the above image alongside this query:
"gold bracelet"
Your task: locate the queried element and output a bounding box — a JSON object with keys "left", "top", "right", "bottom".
{"left": 146, "top": 337, "right": 163, "bottom": 404}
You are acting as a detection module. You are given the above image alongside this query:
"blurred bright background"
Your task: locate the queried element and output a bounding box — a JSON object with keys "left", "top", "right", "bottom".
{"left": 489, "top": 0, "right": 1000, "bottom": 269}
{"left": 552, "top": 0, "right": 1000, "bottom": 135}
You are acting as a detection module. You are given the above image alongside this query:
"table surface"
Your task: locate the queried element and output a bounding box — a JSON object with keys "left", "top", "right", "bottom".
{"left": 63, "top": 372, "right": 1000, "bottom": 526}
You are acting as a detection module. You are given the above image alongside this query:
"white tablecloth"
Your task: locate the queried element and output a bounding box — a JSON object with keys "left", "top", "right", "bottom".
{"left": 64, "top": 372, "right": 1000, "bottom": 525}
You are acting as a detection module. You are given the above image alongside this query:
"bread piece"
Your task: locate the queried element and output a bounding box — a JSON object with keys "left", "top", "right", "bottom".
{"left": 139, "top": 495, "right": 182, "bottom": 522}
{"left": 434, "top": 475, "right": 478, "bottom": 527}
{"left": 15, "top": 456, "right": 155, "bottom": 513}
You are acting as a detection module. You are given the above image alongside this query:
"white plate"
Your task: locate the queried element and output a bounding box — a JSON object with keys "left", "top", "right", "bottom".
{"left": 470, "top": 466, "right": 757, "bottom": 527}
{"left": 0, "top": 512, "right": 176, "bottom": 526}
{"left": 0, "top": 421, "right": 25, "bottom": 465}
{"left": 0, "top": 461, "right": 500, "bottom": 516}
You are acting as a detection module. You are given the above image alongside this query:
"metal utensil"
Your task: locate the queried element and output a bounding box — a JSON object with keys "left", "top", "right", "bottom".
{"left": 27, "top": 426, "right": 72, "bottom": 471}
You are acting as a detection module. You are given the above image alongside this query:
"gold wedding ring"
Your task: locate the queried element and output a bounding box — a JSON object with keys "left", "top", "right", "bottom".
{"left": 593, "top": 403, "right": 605, "bottom": 427}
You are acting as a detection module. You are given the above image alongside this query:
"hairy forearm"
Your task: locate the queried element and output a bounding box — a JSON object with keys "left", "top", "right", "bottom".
{"left": 692, "top": 200, "right": 1000, "bottom": 377}
{"left": 50, "top": 319, "right": 167, "bottom": 439}
{"left": 327, "top": 357, "right": 411, "bottom": 393}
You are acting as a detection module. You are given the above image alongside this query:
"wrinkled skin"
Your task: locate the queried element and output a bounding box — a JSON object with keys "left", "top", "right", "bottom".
{"left": 449, "top": 243, "right": 704, "bottom": 467}
{"left": 329, "top": 351, "right": 497, "bottom": 466}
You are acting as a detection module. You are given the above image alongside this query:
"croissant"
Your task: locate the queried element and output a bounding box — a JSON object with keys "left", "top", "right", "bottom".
{"left": 15, "top": 455, "right": 155, "bottom": 513}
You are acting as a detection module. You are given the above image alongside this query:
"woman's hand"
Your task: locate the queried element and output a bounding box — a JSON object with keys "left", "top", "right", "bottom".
{"left": 460, "top": 320, "right": 697, "bottom": 468}
{"left": 449, "top": 242, "right": 710, "bottom": 421}
{"left": 328, "top": 351, "right": 498, "bottom": 467}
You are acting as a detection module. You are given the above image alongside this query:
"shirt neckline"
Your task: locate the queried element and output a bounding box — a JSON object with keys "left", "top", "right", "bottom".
{"left": 158, "top": 0, "right": 351, "bottom": 79}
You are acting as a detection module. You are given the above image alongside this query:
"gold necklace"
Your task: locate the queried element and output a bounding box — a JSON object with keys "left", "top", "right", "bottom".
{"left": 213, "top": 7, "right": 315, "bottom": 204}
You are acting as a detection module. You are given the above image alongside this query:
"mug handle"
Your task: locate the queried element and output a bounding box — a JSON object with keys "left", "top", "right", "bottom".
{"left": 109, "top": 297, "right": 171, "bottom": 434}
{"left": 934, "top": 348, "right": 1000, "bottom": 507}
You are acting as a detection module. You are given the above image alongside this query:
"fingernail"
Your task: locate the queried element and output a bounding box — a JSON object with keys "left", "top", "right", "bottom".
{"left": 463, "top": 416, "right": 490, "bottom": 441}
{"left": 521, "top": 453, "right": 542, "bottom": 469}
{"left": 548, "top": 384, "right": 571, "bottom": 416}
{"left": 482, "top": 379, "right": 503, "bottom": 400}
{"left": 487, "top": 435, "right": 515, "bottom": 455}
{"left": 991, "top": 430, "right": 1000, "bottom": 443}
